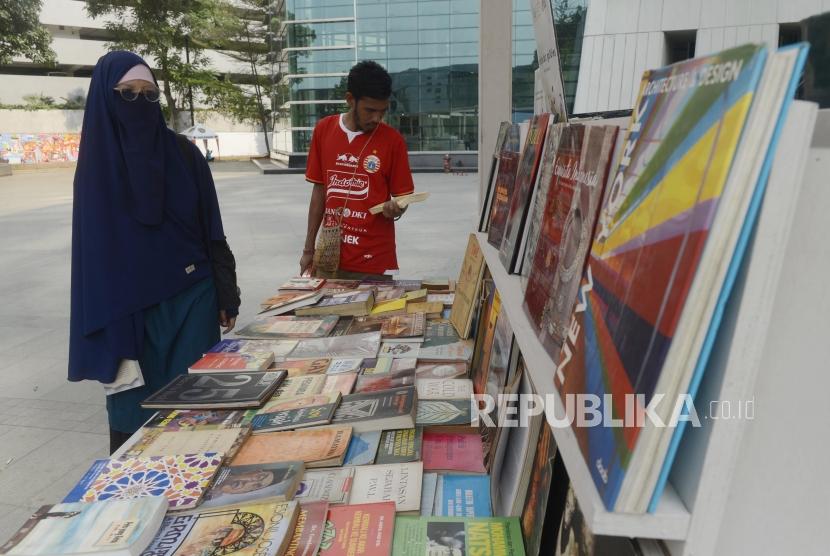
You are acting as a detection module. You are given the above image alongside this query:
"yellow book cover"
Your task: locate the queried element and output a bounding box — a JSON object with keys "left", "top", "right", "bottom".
{"left": 231, "top": 427, "right": 352, "bottom": 468}
{"left": 450, "top": 234, "right": 486, "bottom": 339}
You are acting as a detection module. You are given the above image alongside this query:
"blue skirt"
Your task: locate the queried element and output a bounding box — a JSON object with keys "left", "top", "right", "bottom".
{"left": 106, "top": 277, "right": 219, "bottom": 433}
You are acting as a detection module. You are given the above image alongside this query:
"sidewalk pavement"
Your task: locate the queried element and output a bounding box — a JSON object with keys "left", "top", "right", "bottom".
{"left": 0, "top": 166, "right": 477, "bottom": 539}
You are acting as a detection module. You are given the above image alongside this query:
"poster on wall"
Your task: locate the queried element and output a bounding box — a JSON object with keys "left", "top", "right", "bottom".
{"left": 530, "top": 0, "right": 568, "bottom": 122}
{"left": 0, "top": 133, "right": 80, "bottom": 164}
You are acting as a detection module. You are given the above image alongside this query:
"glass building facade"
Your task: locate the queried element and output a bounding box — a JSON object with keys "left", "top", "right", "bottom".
{"left": 273, "top": 0, "right": 587, "bottom": 154}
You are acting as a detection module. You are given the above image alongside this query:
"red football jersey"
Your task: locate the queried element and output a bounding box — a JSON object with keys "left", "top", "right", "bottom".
{"left": 306, "top": 114, "right": 415, "bottom": 274}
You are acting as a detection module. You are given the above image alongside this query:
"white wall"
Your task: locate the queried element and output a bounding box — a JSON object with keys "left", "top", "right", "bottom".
{"left": 192, "top": 132, "right": 268, "bottom": 158}
{"left": 573, "top": 0, "right": 830, "bottom": 113}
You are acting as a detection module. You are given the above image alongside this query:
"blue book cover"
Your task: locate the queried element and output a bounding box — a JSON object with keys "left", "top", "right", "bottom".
{"left": 62, "top": 459, "right": 109, "bottom": 502}
{"left": 434, "top": 474, "right": 492, "bottom": 517}
{"left": 343, "top": 430, "right": 382, "bottom": 466}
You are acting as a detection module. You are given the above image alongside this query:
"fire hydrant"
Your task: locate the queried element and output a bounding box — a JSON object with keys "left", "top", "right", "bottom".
{"left": 443, "top": 153, "right": 452, "bottom": 173}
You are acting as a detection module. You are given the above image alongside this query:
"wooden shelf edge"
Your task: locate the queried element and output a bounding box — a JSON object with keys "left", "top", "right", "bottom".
{"left": 474, "top": 232, "right": 691, "bottom": 541}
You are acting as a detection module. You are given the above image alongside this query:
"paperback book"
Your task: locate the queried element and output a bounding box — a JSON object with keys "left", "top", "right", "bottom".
{"left": 231, "top": 427, "right": 352, "bottom": 468}
{"left": 235, "top": 315, "right": 339, "bottom": 339}
{"left": 145, "top": 409, "right": 255, "bottom": 431}
{"left": 141, "top": 371, "right": 286, "bottom": 410}
{"left": 319, "top": 503, "right": 395, "bottom": 556}
{"left": 422, "top": 432, "right": 486, "bottom": 474}
{"left": 449, "top": 234, "right": 486, "bottom": 339}
{"left": 284, "top": 501, "right": 329, "bottom": 556}
{"left": 348, "top": 462, "right": 424, "bottom": 513}
{"left": 295, "top": 468, "right": 354, "bottom": 504}
{"left": 295, "top": 290, "right": 375, "bottom": 317}
{"left": 331, "top": 386, "right": 417, "bottom": 432}
{"left": 208, "top": 339, "right": 299, "bottom": 360}
{"left": 188, "top": 351, "right": 274, "bottom": 373}
{"left": 392, "top": 516, "right": 525, "bottom": 556}
{"left": 288, "top": 332, "right": 382, "bottom": 360}
{"left": 251, "top": 392, "right": 341, "bottom": 433}
{"left": 200, "top": 460, "right": 305, "bottom": 509}
{"left": 433, "top": 474, "right": 492, "bottom": 517}
{"left": 122, "top": 428, "right": 248, "bottom": 461}
{"left": 376, "top": 428, "right": 422, "bottom": 464}
{"left": 343, "top": 430, "right": 382, "bottom": 466}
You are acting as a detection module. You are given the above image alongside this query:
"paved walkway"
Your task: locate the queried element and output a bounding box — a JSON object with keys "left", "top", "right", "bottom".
{"left": 0, "top": 164, "right": 477, "bottom": 539}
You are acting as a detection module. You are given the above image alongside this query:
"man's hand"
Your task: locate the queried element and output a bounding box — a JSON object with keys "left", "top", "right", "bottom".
{"left": 382, "top": 199, "right": 403, "bottom": 219}
{"left": 219, "top": 310, "right": 236, "bottom": 334}
{"left": 300, "top": 251, "right": 314, "bottom": 276}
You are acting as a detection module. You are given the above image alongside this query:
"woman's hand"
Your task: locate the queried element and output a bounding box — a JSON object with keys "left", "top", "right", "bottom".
{"left": 219, "top": 310, "right": 236, "bottom": 334}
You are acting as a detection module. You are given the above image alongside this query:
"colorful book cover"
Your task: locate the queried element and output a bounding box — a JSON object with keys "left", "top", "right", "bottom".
{"left": 0, "top": 497, "right": 167, "bottom": 556}
{"left": 201, "top": 461, "right": 305, "bottom": 509}
{"left": 332, "top": 387, "right": 416, "bottom": 432}
{"left": 141, "top": 371, "right": 286, "bottom": 409}
{"left": 235, "top": 315, "right": 339, "bottom": 339}
{"left": 348, "top": 462, "right": 423, "bottom": 513}
{"left": 63, "top": 453, "right": 223, "bottom": 510}
{"left": 146, "top": 409, "right": 255, "bottom": 431}
{"left": 295, "top": 468, "right": 354, "bottom": 504}
{"left": 343, "top": 431, "right": 382, "bottom": 466}
{"left": 487, "top": 150, "right": 520, "bottom": 249}
{"left": 523, "top": 123, "right": 585, "bottom": 332}
{"left": 251, "top": 392, "right": 341, "bottom": 433}
{"left": 450, "top": 234, "right": 486, "bottom": 339}
{"left": 208, "top": 339, "right": 299, "bottom": 360}
{"left": 499, "top": 113, "right": 551, "bottom": 272}
{"left": 416, "top": 400, "right": 474, "bottom": 428}
{"left": 376, "top": 428, "right": 422, "bottom": 464}
{"left": 422, "top": 432, "right": 486, "bottom": 474}
{"left": 284, "top": 501, "right": 329, "bottom": 556}
{"left": 189, "top": 351, "right": 274, "bottom": 372}
{"left": 143, "top": 500, "right": 299, "bottom": 556}
{"left": 520, "top": 424, "right": 557, "bottom": 556}
{"left": 391, "top": 516, "right": 525, "bottom": 556}
{"left": 521, "top": 123, "right": 565, "bottom": 284}
{"left": 555, "top": 44, "right": 767, "bottom": 510}
{"left": 319, "top": 503, "right": 395, "bottom": 556}
{"left": 434, "top": 475, "right": 492, "bottom": 517}
{"left": 288, "top": 332, "right": 382, "bottom": 360}
{"left": 231, "top": 427, "right": 352, "bottom": 468}
{"left": 540, "top": 124, "right": 618, "bottom": 355}
{"left": 123, "top": 428, "right": 248, "bottom": 461}
{"left": 414, "top": 361, "right": 468, "bottom": 380}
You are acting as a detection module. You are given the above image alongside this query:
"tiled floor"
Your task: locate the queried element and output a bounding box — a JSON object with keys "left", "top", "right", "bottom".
{"left": 0, "top": 163, "right": 477, "bottom": 540}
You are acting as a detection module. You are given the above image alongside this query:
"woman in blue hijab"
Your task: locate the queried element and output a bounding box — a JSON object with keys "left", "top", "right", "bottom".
{"left": 68, "top": 51, "right": 241, "bottom": 453}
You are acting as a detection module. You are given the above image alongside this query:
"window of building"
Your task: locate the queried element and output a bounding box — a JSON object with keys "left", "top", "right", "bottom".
{"left": 664, "top": 30, "right": 696, "bottom": 65}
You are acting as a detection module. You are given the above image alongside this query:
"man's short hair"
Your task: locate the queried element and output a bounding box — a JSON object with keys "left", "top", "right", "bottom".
{"left": 347, "top": 60, "right": 392, "bottom": 101}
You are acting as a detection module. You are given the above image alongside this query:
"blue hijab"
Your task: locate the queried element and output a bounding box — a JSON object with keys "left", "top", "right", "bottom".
{"left": 69, "top": 51, "right": 225, "bottom": 383}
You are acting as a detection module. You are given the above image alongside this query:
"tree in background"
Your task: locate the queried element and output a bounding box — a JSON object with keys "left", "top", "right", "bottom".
{"left": 0, "top": 0, "right": 56, "bottom": 65}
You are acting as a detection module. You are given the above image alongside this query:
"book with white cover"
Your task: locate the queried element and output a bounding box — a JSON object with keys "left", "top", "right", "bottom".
{"left": 294, "top": 468, "right": 355, "bottom": 504}
{"left": 416, "top": 379, "right": 474, "bottom": 400}
{"left": 348, "top": 462, "right": 423, "bottom": 513}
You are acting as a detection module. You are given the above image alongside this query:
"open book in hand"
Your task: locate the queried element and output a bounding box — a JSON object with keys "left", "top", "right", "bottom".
{"left": 369, "top": 192, "right": 430, "bottom": 215}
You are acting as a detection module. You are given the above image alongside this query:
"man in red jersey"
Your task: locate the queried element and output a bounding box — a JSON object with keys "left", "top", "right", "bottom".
{"left": 300, "top": 60, "right": 415, "bottom": 280}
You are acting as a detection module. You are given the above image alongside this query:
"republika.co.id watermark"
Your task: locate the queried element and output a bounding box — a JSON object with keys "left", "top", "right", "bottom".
{"left": 470, "top": 394, "right": 755, "bottom": 428}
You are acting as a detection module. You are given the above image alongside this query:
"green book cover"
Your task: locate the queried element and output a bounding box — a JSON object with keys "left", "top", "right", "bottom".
{"left": 375, "top": 428, "right": 422, "bottom": 464}
{"left": 392, "top": 516, "right": 525, "bottom": 556}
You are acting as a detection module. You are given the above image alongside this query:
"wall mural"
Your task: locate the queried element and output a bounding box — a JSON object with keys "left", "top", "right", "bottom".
{"left": 0, "top": 133, "right": 81, "bottom": 164}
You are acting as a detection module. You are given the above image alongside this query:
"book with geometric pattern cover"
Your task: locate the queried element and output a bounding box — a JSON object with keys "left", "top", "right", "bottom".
{"left": 63, "top": 453, "right": 223, "bottom": 510}
{"left": 554, "top": 44, "right": 768, "bottom": 511}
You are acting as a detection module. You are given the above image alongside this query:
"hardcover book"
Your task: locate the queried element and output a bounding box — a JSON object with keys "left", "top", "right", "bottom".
{"left": 0, "top": 497, "right": 167, "bottom": 556}
{"left": 145, "top": 409, "right": 255, "bottom": 431}
{"left": 284, "top": 501, "right": 329, "bottom": 556}
{"left": 122, "top": 428, "right": 248, "bottom": 461}
{"left": 295, "top": 468, "right": 354, "bottom": 504}
{"left": 235, "top": 315, "right": 339, "bottom": 339}
{"left": 332, "top": 386, "right": 417, "bottom": 433}
{"left": 391, "top": 516, "right": 525, "bottom": 556}
{"left": 319, "top": 503, "right": 395, "bottom": 556}
{"left": 251, "top": 392, "right": 341, "bottom": 433}
{"left": 200, "top": 461, "right": 304, "bottom": 509}
{"left": 433, "top": 475, "right": 492, "bottom": 517}
{"left": 422, "top": 432, "right": 486, "bottom": 474}
{"left": 348, "top": 462, "right": 423, "bottom": 513}
{"left": 343, "top": 430, "right": 382, "bottom": 466}
{"left": 142, "top": 500, "right": 299, "bottom": 556}
{"left": 63, "top": 453, "right": 223, "bottom": 510}
{"left": 288, "top": 332, "right": 382, "bottom": 360}
{"left": 499, "top": 113, "right": 551, "bottom": 272}
{"left": 555, "top": 44, "right": 777, "bottom": 512}
{"left": 231, "top": 427, "right": 352, "bottom": 468}
{"left": 449, "top": 234, "right": 486, "bottom": 339}
{"left": 375, "top": 428, "right": 422, "bottom": 465}
{"left": 296, "top": 290, "right": 375, "bottom": 317}
{"left": 141, "top": 371, "right": 286, "bottom": 410}
{"left": 189, "top": 351, "right": 275, "bottom": 373}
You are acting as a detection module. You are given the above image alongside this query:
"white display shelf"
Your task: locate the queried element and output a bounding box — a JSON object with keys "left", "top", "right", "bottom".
{"left": 474, "top": 231, "right": 691, "bottom": 541}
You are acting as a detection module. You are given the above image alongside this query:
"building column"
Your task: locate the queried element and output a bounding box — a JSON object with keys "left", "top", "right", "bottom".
{"left": 478, "top": 0, "right": 513, "bottom": 206}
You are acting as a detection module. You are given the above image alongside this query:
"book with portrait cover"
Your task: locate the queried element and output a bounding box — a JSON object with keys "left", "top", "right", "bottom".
{"left": 146, "top": 409, "right": 256, "bottom": 431}
{"left": 499, "top": 113, "right": 551, "bottom": 273}
{"left": 318, "top": 503, "right": 395, "bottom": 556}
{"left": 141, "top": 371, "right": 286, "bottom": 410}
{"left": 200, "top": 461, "right": 305, "bottom": 509}
{"left": 348, "top": 462, "right": 423, "bottom": 513}
{"left": 0, "top": 497, "right": 167, "bottom": 556}
{"left": 63, "top": 453, "right": 223, "bottom": 510}
{"left": 284, "top": 501, "right": 329, "bottom": 556}
{"left": 375, "top": 428, "right": 422, "bottom": 464}
{"left": 450, "top": 234, "right": 486, "bottom": 339}
{"left": 331, "top": 386, "right": 417, "bottom": 433}
{"left": 534, "top": 123, "right": 618, "bottom": 357}
{"left": 235, "top": 315, "right": 339, "bottom": 339}
{"left": 391, "top": 516, "right": 525, "bottom": 556}
{"left": 287, "top": 332, "right": 382, "bottom": 360}
{"left": 554, "top": 44, "right": 775, "bottom": 512}
{"left": 231, "top": 427, "right": 352, "bottom": 469}
{"left": 142, "top": 500, "right": 299, "bottom": 556}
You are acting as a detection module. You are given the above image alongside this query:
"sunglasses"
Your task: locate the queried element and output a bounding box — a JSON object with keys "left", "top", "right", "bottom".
{"left": 113, "top": 86, "right": 161, "bottom": 103}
